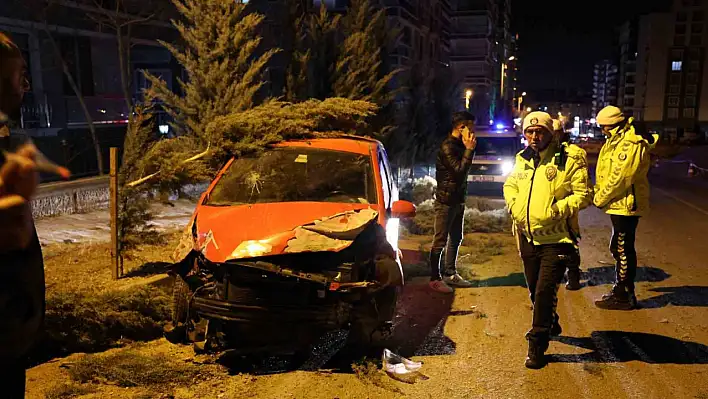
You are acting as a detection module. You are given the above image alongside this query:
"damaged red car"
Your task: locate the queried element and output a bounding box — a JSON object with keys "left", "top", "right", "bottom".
{"left": 167, "top": 136, "right": 416, "bottom": 355}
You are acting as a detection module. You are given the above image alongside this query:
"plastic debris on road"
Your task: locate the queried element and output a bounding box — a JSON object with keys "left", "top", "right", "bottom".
{"left": 382, "top": 348, "right": 428, "bottom": 383}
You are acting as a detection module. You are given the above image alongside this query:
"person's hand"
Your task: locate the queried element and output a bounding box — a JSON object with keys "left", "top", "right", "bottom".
{"left": 0, "top": 144, "right": 39, "bottom": 209}
{"left": 462, "top": 130, "right": 477, "bottom": 150}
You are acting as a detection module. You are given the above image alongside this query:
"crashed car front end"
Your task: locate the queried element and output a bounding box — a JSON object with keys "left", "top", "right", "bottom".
{"left": 169, "top": 208, "right": 402, "bottom": 350}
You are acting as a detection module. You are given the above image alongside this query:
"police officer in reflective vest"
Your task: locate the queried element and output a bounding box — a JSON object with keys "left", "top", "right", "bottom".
{"left": 593, "top": 106, "right": 652, "bottom": 310}
{"left": 552, "top": 119, "right": 588, "bottom": 290}
{"left": 504, "top": 112, "right": 592, "bottom": 369}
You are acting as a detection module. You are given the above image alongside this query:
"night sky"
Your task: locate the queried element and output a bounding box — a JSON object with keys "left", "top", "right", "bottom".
{"left": 513, "top": 0, "right": 671, "bottom": 100}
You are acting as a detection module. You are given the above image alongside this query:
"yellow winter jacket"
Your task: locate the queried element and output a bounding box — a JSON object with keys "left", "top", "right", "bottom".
{"left": 594, "top": 124, "right": 651, "bottom": 217}
{"left": 504, "top": 142, "right": 593, "bottom": 246}
{"left": 563, "top": 142, "right": 591, "bottom": 242}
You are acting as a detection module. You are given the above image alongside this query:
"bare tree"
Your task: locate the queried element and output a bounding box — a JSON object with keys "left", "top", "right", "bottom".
{"left": 83, "top": 0, "right": 163, "bottom": 111}
{"left": 26, "top": 0, "right": 105, "bottom": 175}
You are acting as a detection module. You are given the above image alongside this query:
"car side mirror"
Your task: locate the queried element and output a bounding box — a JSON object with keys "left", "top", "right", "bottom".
{"left": 391, "top": 200, "right": 416, "bottom": 219}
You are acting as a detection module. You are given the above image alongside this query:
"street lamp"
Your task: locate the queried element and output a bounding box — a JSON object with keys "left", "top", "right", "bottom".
{"left": 517, "top": 91, "right": 527, "bottom": 112}
{"left": 465, "top": 89, "right": 473, "bottom": 110}
{"left": 508, "top": 56, "right": 516, "bottom": 61}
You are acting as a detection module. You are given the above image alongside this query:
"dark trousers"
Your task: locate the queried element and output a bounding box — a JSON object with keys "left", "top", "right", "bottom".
{"left": 430, "top": 201, "right": 465, "bottom": 280}
{"left": 567, "top": 247, "right": 581, "bottom": 272}
{"left": 0, "top": 358, "right": 26, "bottom": 398}
{"left": 519, "top": 236, "right": 575, "bottom": 346}
{"left": 610, "top": 215, "right": 640, "bottom": 291}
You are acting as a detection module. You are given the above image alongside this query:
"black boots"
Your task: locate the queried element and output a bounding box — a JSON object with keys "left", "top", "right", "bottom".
{"left": 565, "top": 269, "right": 581, "bottom": 291}
{"left": 595, "top": 284, "right": 637, "bottom": 310}
{"left": 525, "top": 339, "right": 548, "bottom": 369}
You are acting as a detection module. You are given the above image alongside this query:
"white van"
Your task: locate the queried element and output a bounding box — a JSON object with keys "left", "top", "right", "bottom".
{"left": 467, "top": 129, "right": 524, "bottom": 195}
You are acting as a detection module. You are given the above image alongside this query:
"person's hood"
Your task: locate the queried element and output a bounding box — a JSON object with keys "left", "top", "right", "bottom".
{"left": 174, "top": 202, "right": 379, "bottom": 263}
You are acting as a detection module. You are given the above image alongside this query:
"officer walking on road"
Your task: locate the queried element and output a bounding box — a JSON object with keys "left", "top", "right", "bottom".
{"left": 593, "top": 106, "right": 651, "bottom": 310}
{"left": 429, "top": 111, "right": 477, "bottom": 293}
{"left": 552, "top": 119, "right": 588, "bottom": 291}
{"left": 504, "top": 112, "right": 592, "bottom": 369}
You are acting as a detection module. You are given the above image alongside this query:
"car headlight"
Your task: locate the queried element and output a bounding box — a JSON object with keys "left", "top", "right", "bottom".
{"left": 501, "top": 161, "right": 514, "bottom": 176}
{"left": 229, "top": 240, "right": 273, "bottom": 259}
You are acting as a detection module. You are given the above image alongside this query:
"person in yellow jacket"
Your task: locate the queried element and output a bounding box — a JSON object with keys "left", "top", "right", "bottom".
{"left": 593, "top": 106, "right": 651, "bottom": 310}
{"left": 504, "top": 112, "right": 592, "bottom": 369}
{"left": 552, "top": 119, "right": 588, "bottom": 290}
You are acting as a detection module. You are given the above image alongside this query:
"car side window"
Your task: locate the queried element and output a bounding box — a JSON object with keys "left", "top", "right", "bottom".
{"left": 380, "top": 147, "right": 397, "bottom": 202}
{"left": 378, "top": 149, "right": 391, "bottom": 209}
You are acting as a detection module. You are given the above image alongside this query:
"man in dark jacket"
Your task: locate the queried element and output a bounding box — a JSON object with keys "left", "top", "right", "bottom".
{"left": 0, "top": 32, "right": 45, "bottom": 398}
{"left": 429, "top": 111, "right": 477, "bottom": 293}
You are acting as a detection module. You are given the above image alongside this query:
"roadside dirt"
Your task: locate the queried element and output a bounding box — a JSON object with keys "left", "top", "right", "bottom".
{"left": 26, "top": 207, "right": 708, "bottom": 399}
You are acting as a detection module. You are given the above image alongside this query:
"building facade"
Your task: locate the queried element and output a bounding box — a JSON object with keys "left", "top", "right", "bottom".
{"left": 621, "top": 0, "right": 708, "bottom": 142}
{"left": 449, "top": 0, "right": 514, "bottom": 125}
{"left": 592, "top": 60, "right": 619, "bottom": 117}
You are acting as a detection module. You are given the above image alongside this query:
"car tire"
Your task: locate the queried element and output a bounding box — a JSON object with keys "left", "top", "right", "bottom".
{"left": 172, "top": 275, "right": 193, "bottom": 324}
{"left": 347, "top": 286, "right": 398, "bottom": 350}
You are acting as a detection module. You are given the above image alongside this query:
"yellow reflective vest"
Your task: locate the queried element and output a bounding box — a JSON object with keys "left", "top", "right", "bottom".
{"left": 503, "top": 142, "right": 593, "bottom": 246}
{"left": 594, "top": 125, "right": 651, "bottom": 217}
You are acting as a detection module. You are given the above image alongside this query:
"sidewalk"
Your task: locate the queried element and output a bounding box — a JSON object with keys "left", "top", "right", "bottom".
{"left": 35, "top": 199, "right": 196, "bottom": 245}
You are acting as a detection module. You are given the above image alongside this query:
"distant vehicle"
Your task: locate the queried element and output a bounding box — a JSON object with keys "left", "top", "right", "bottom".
{"left": 167, "top": 135, "right": 417, "bottom": 355}
{"left": 468, "top": 129, "right": 523, "bottom": 195}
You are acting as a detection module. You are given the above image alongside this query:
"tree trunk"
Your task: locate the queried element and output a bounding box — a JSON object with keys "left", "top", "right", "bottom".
{"left": 44, "top": 27, "right": 104, "bottom": 176}
{"left": 117, "top": 25, "right": 133, "bottom": 111}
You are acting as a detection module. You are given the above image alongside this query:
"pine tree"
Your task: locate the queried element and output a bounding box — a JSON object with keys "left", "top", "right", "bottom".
{"left": 117, "top": 105, "right": 159, "bottom": 266}
{"left": 333, "top": 0, "right": 397, "bottom": 104}
{"left": 304, "top": 3, "right": 341, "bottom": 100}
{"left": 145, "top": 0, "right": 277, "bottom": 146}
{"left": 284, "top": 0, "right": 312, "bottom": 102}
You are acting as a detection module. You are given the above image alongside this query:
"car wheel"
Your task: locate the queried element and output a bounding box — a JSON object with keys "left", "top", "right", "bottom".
{"left": 172, "top": 275, "right": 193, "bottom": 323}
{"left": 347, "top": 286, "right": 398, "bottom": 350}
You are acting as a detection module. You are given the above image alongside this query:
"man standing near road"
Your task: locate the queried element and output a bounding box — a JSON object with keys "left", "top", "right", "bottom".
{"left": 593, "top": 106, "right": 651, "bottom": 310}
{"left": 552, "top": 119, "right": 587, "bottom": 291}
{"left": 0, "top": 32, "right": 45, "bottom": 397}
{"left": 428, "top": 111, "right": 477, "bottom": 293}
{"left": 504, "top": 112, "right": 592, "bottom": 369}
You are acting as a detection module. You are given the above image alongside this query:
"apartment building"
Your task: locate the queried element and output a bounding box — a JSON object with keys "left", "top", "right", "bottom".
{"left": 621, "top": 0, "right": 708, "bottom": 142}
{"left": 592, "top": 60, "right": 618, "bottom": 117}
{"left": 449, "top": 0, "right": 513, "bottom": 124}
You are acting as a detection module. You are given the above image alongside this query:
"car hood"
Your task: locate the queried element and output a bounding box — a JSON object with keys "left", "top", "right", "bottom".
{"left": 173, "top": 202, "right": 379, "bottom": 263}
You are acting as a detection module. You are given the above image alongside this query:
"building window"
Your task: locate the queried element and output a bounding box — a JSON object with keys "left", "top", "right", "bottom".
{"left": 692, "top": 23, "right": 704, "bottom": 33}
{"left": 669, "top": 85, "right": 680, "bottom": 94}
{"left": 678, "top": 12, "right": 688, "bottom": 22}
{"left": 672, "top": 61, "right": 683, "bottom": 71}
{"left": 626, "top": 74, "right": 636, "bottom": 84}
{"left": 691, "top": 35, "right": 703, "bottom": 45}
{"left": 668, "top": 96, "right": 680, "bottom": 106}
{"left": 670, "top": 73, "right": 682, "bottom": 85}
{"left": 675, "top": 35, "right": 686, "bottom": 46}
{"left": 695, "top": 0, "right": 703, "bottom": 6}
{"left": 624, "top": 98, "right": 635, "bottom": 107}
{"left": 676, "top": 24, "right": 687, "bottom": 34}
{"left": 668, "top": 108, "right": 679, "bottom": 119}
{"left": 687, "top": 84, "right": 698, "bottom": 94}
{"left": 625, "top": 87, "right": 635, "bottom": 95}
{"left": 684, "top": 108, "right": 696, "bottom": 118}
{"left": 686, "top": 96, "right": 696, "bottom": 106}
{"left": 694, "top": 10, "right": 705, "bottom": 21}
{"left": 687, "top": 72, "right": 698, "bottom": 83}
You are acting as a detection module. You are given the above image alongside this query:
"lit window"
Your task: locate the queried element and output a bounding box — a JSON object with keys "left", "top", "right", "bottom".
{"left": 672, "top": 61, "right": 683, "bottom": 71}
{"left": 668, "top": 108, "right": 679, "bottom": 119}
{"left": 684, "top": 108, "right": 696, "bottom": 118}
{"left": 669, "top": 96, "right": 680, "bottom": 106}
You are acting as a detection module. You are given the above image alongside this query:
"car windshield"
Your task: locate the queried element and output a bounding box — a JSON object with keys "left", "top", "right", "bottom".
{"left": 205, "top": 147, "right": 377, "bottom": 206}
{"left": 475, "top": 137, "right": 518, "bottom": 157}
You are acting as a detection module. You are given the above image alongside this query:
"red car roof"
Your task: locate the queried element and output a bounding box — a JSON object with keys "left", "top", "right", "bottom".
{"left": 275, "top": 135, "right": 380, "bottom": 156}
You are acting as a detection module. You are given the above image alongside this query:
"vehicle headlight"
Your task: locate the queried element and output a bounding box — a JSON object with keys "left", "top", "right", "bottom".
{"left": 386, "top": 218, "right": 400, "bottom": 251}
{"left": 501, "top": 161, "right": 514, "bottom": 176}
{"left": 229, "top": 240, "right": 273, "bottom": 259}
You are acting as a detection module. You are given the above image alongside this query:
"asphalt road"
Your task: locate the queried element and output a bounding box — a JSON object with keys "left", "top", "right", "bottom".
{"left": 26, "top": 161, "right": 708, "bottom": 399}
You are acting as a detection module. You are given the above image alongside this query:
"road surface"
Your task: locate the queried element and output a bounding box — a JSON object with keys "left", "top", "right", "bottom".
{"left": 26, "top": 160, "right": 708, "bottom": 399}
